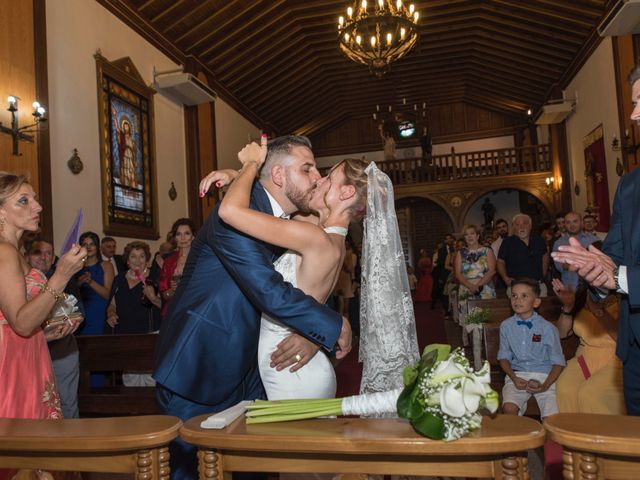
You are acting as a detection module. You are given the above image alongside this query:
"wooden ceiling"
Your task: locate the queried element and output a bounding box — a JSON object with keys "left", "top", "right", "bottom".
{"left": 100, "top": 0, "right": 609, "bottom": 138}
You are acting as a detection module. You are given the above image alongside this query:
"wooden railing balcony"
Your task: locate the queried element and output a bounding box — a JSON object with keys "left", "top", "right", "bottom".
{"left": 321, "top": 144, "right": 551, "bottom": 186}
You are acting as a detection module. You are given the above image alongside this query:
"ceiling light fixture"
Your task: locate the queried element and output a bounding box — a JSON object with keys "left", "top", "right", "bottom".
{"left": 338, "top": 0, "right": 420, "bottom": 77}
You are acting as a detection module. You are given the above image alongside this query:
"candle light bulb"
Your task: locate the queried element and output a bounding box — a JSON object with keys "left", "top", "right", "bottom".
{"left": 32, "top": 101, "right": 40, "bottom": 109}
{"left": 409, "top": 4, "right": 414, "bottom": 14}
{"left": 403, "top": 98, "right": 406, "bottom": 105}
{"left": 344, "top": 32, "right": 350, "bottom": 41}
{"left": 400, "top": 27, "right": 406, "bottom": 38}
{"left": 386, "top": 32, "right": 392, "bottom": 44}
{"left": 414, "top": 104, "right": 417, "bottom": 111}
{"left": 373, "top": 113, "right": 377, "bottom": 120}
{"left": 396, "top": 0, "right": 402, "bottom": 9}
{"left": 8, "top": 96, "right": 16, "bottom": 105}
{"left": 370, "top": 36, "right": 376, "bottom": 47}
{"left": 423, "top": 102, "right": 426, "bottom": 109}
{"left": 356, "top": 35, "right": 362, "bottom": 44}
{"left": 37, "top": 106, "right": 45, "bottom": 116}
{"left": 347, "top": 6, "right": 353, "bottom": 17}
{"left": 378, "top": 0, "right": 383, "bottom": 8}
{"left": 339, "top": 16, "right": 344, "bottom": 26}
{"left": 414, "top": 11, "right": 419, "bottom": 21}
{"left": 376, "top": 104, "right": 380, "bottom": 111}
{"left": 388, "top": 105, "right": 392, "bottom": 112}
{"left": 362, "top": 0, "right": 367, "bottom": 10}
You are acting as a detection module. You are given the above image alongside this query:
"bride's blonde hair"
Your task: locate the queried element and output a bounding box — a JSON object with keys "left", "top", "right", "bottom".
{"left": 338, "top": 158, "right": 370, "bottom": 220}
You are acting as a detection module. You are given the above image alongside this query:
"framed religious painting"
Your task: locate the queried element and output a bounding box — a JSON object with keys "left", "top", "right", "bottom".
{"left": 95, "top": 53, "right": 159, "bottom": 239}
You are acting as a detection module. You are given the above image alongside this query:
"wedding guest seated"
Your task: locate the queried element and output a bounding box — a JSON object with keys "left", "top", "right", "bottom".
{"left": 498, "top": 277, "right": 565, "bottom": 419}
{"left": 553, "top": 276, "right": 625, "bottom": 414}
{"left": 454, "top": 224, "right": 496, "bottom": 300}
{"left": 107, "top": 240, "right": 161, "bottom": 386}
{"left": 159, "top": 218, "right": 195, "bottom": 317}
{"left": 26, "top": 237, "right": 85, "bottom": 419}
{"left": 497, "top": 214, "right": 549, "bottom": 297}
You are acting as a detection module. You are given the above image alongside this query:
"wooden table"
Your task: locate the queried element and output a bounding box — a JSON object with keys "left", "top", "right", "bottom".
{"left": 545, "top": 413, "right": 640, "bottom": 479}
{"left": 181, "top": 414, "right": 545, "bottom": 479}
{"left": 0, "top": 415, "right": 181, "bottom": 478}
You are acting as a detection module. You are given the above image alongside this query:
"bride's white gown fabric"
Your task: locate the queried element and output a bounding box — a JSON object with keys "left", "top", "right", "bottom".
{"left": 258, "top": 227, "right": 346, "bottom": 401}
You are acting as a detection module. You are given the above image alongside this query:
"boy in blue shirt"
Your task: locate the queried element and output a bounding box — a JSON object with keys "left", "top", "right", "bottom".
{"left": 498, "top": 277, "right": 566, "bottom": 418}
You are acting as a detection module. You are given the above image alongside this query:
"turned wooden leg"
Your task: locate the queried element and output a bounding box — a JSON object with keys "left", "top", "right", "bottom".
{"left": 578, "top": 452, "right": 599, "bottom": 480}
{"left": 562, "top": 448, "right": 575, "bottom": 480}
{"left": 500, "top": 455, "right": 525, "bottom": 480}
{"left": 158, "top": 446, "right": 171, "bottom": 480}
{"left": 198, "top": 448, "right": 228, "bottom": 480}
{"left": 136, "top": 449, "right": 153, "bottom": 480}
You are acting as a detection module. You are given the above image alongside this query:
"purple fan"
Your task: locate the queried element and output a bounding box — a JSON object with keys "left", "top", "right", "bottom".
{"left": 60, "top": 208, "right": 84, "bottom": 255}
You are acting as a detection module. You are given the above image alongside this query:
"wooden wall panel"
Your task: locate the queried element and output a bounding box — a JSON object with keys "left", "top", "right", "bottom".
{"left": 311, "top": 102, "right": 523, "bottom": 157}
{"left": 613, "top": 35, "right": 639, "bottom": 172}
{"left": 0, "top": 0, "right": 38, "bottom": 183}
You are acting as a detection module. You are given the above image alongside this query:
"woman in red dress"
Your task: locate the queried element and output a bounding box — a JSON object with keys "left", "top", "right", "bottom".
{"left": 159, "top": 218, "right": 196, "bottom": 317}
{"left": 0, "top": 172, "right": 86, "bottom": 479}
{"left": 414, "top": 248, "right": 433, "bottom": 302}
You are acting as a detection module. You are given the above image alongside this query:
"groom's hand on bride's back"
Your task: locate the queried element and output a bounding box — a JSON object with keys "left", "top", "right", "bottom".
{"left": 271, "top": 334, "right": 321, "bottom": 372}
{"left": 335, "top": 316, "right": 352, "bottom": 360}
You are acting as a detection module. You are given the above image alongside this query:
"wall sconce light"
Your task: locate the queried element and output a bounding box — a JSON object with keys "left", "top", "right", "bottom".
{"left": 612, "top": 134, "right": 620, "bottom": 151}
{"left": 0, "top": 96, "right": 47, "bottom": 156}
{"left": 545, "top": 176, "right": 562, "bottom": 193}
{"left": 623, "top": 127, "right": 640, "bottom": 155}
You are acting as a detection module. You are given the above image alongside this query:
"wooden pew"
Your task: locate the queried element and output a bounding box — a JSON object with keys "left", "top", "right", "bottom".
{"left": 76, "top": 333, "right": 161, "bottom": 416}
{"left": 545, "top": 413, "right": 640, "bottom": 479}
{"left": 466, "top": 295, "right": 563, "bottom": 324}
{"left": 0, "top": 415, "right": 181, "bottom": 478}
{"left": 181, "top": 414, "right": 545, "bottom": 479}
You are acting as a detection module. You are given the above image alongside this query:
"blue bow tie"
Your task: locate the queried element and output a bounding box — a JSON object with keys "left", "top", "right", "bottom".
{"left": 517, "top": 320, "right": 533, "bottom": 329}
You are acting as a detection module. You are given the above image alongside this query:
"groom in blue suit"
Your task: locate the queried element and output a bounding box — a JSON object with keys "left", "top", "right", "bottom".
{"left": 154, "top": 135, "right": 350, "bottom": 479}
{"left": 552, "top": 65, "right": 640, "bottom": 415}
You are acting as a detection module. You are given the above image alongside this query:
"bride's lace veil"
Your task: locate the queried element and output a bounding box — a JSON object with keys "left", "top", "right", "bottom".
{"left": 359, "top": 162, "right": 420, "bottom": 397}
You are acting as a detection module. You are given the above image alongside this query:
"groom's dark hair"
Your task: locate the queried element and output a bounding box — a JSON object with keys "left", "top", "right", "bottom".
{"left": 259, "top": 135, "right": 313, "bottom": 181}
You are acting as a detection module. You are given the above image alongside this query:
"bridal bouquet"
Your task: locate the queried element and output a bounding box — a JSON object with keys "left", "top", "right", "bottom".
{"left": 246, "top": 344, "right": 499, "bottom": 441}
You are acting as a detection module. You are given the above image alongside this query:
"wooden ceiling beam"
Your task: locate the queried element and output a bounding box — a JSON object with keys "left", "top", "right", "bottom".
{"left": 149, "top": 0, "right": 188, "bottom": 23}
{"left": 489, "top": 0, "right": 602, "bottom": 28}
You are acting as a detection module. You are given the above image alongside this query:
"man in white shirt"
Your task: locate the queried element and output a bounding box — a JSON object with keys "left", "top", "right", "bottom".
{"left": 101, "top": 236, "right": 124, "bottom": 275}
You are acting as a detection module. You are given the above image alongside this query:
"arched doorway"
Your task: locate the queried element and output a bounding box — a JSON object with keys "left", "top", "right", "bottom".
{"left": 396, "top": 196, "right": 455, "bottom": 267}
{"left": 463, "top": 189, "right": 552, "bottom": 234}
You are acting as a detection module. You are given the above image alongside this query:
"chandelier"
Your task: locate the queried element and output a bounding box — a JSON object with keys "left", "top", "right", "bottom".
{"left": 338, "top": 0, "right": 419, "bottom": 77}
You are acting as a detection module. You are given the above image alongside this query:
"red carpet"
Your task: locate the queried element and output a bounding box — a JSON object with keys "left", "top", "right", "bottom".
{"left": 335, "top": 301, "right": 446, "bottom": 397}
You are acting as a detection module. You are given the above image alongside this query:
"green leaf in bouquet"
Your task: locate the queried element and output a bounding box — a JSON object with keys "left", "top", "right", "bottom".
{"left": 402, "top": 363, "right": 418, "bottom": 386}
{"left": 421, "top": 344, "right": 451, "bottom": 365}
{"left": 410, "top": 412, "right": 445, "bottom": 440}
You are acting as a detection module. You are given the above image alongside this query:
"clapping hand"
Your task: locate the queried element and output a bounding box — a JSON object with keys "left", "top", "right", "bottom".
{"left": 551, "top": 279, "right": 575, "bottom": 311}
{"left": 552, "top": 237, "right": 617, "bottom": 289}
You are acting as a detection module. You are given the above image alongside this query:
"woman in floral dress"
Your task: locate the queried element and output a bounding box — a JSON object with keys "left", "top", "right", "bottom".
{"left": 454, "top": 224, "right": 496, "bottom": 300}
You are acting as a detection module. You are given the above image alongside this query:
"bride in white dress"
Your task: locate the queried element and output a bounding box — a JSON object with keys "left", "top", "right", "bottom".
{"left": 206, "top": 138, "right": 369, "bottom": 400}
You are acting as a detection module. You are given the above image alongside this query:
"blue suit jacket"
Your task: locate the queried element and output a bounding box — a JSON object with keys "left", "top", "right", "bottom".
{"left": 603, "top": 167, "right": 640, "bottom": 362}
{"left": 153, "top": 182, "right": 342, "bottom": 405}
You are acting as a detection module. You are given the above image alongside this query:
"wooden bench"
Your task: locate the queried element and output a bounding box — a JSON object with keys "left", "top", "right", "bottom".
{"left": 77, "top": 333, "right": 161, "bottom": 416}
{"left": 180, "top": 414, "right": 545, "bottom": 479}
{"left": 0, "top": 415, "right": 181, "bottom": 477}
{"left": 466, "top": 295, "right": 563, "bottom": 325}
{"left": 545, "top": 413, "right": 640, "bottom": 479}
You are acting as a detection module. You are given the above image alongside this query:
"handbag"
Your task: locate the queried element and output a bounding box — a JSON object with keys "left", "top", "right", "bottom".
{"left": 42, "top": 292, "right": 83, "bottom": 334}
{"left": 43, "top": 311, "right": 84, "bottom": 334}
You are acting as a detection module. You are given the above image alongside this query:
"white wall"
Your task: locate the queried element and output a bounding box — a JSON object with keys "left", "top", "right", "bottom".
{"left": 46, "top": 0, "right": 187, "bottom": 252}
{"left": 315, "top": 135, "right": 515, "bottom": 169}
{"left": 215, "top": 99, "right": 261, "bottom": 170}
{"left": 564, "top": 37, "right": 621, "bottom": 215}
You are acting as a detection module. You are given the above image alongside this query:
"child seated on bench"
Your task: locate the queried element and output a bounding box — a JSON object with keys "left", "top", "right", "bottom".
{"left": 498, "top": 277, "right": 565, "bottom": 418}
